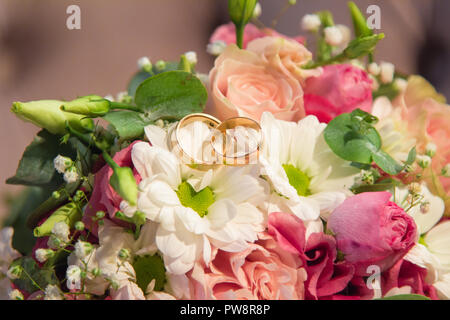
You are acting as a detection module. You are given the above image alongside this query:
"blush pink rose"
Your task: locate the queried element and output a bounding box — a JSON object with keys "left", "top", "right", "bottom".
{"left": 328, "top": 192, "right": 418, "bottom": 277}
{"left": 208, "top": 43, "right": 305, "bottom": 121}
{"left": 83, "top": 141, "right": 143, "bottom": 236}
{"left": 268, "top": 212, "right": 355, "bottom": 300}
{"left": 303, "top": 64, "right": 373, "bottom": 123}
{"left": 176, "top": 234, "right": 307, "bottom": 300}
{"left": 210, "top": 23, "right": 304, "bottom": 49}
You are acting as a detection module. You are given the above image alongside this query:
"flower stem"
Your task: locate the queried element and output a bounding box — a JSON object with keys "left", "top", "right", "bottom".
{"left": 110, "top": 102, "right": 141, "bottom": 113}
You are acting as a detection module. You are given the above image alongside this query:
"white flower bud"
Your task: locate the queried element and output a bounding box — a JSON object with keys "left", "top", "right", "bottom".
{"left": 103, "top": 94, "right": 115, "bottom": 102}
{"left": 52, "top": 221, "right": 70, "bottom": 243}
{"left": 408, "top": 182, "right": 421, "bottom": 194}
{"left": 206, "top": 41, "right": 227, "bottom": 56}
{"left": 417, "top": 155, "right": 432, "bottom": 169}
{"left": 155, "top": 60, "right": 166, "bottom": 71}
{"left": 118, "top": 248, "right": 131, "bottom": 261}
{"left": 336, "top": 24, "right": 351, "bottom": 47}
{"left": 66, "top": 265, "right": 81, "bottom": 290}
{"left": 116, "top": 91, "right": 132, "bottom": 103}
{"left": 184, "top": 51, "right": 197, "bottom": 65}
{"left": 9, "top": 289, "right": 24, "bottom": 300}
{"left": 53, "top": 155, "right": 72, "bottom": 174}
{"left": 35, "top": 248, "right": 55, "bottom": 263}
{"left": 425, "top": 142, "right": 437, "bottom": 158}
{"left": 368, "top": 62, "right": 380, "bottom": 76}
{"left": 301, "top": 14, "right": 321, "bottom": 32}
{"left": 44, "top": 285, "right": 64, "bottom": 300}
{"left": 442, "top": 164, "right": 450, "bottom": 177}
{"left": 47, "top": 235, "right": 62, "bottom": 249}
{"left": 394, "top": 78, "right": 408, "bottom": 92}
{"left": 324, "top": 26, "right": 343, "bottom": 46}
{"left": 7, "top": 265, "right": 22, "bottom": 280}
{"left": 63, "top": 166, "right": 78, "bottom": 184}
{"left": 380, "top": 62, "right": 395, "bottom": 84}
{"left": 137, "top": 56, "right": 152, "bottom": 72}
{"left": 252, "top": 3, "right": 262, "bottom": 18}
{"left": 74, "top": 240, "right": 93, "bottom": 259}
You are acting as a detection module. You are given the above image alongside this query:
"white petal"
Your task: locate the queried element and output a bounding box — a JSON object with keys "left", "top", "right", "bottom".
{"left": 425, "top": 221, "right": 450, "bottom": 270}
{"left": 207, "top": 199, "right": 238, "bottom": 229}
{"left": 144, "top": 125, "right": 169, "bottom": 149}
{"left": 174, "top": 206, "right": 208, "bottom": 234}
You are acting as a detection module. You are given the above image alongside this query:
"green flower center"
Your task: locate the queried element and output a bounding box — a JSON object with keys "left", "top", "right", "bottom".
{"left": 282, "top": 164, "right": 312, "bottom": 197}
{"left": 176, "top": 181, "right": 215, "bottom": 217}
{"left": 418, "top": 235, "right": 428, "bottom": 248}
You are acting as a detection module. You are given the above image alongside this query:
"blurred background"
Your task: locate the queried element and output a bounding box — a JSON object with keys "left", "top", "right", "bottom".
{"left": 1, "top": 0, "right": 449, "bottom": 222}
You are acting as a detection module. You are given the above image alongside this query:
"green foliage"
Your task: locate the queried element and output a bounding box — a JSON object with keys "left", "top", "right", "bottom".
{"left": 127, "top": 62, "right": 179, "bottom": 97}
{"left": 324, "top": 109, "right": 403, "bottom": 175}
{"left": 373, "top": 82, "right": 401, "bottom": 101}
{"left": 375, "top": 294, "right": 430, "bottom": 300}
{"left": 348, "top": 1, "right": 373, "bottom": 37}
{"left": 103, "top": 111, "right": 149, "bottom": 140}
{"left": 228, "top": 0, "right": 258, "bottom": 48}
{"left": 10, "top": 257, "right": 59, "bottom": 294}
{"left": 134, "top": 71, "right": 207, "bottom": 121}
{"left": 33, "top": 201, "right": 82, "bottom": 237}
{"left": 133, "top": 254, "right": 166, "bottom": 293}
{"left": 351, "top": 178, "right": 402, "bottom": 194}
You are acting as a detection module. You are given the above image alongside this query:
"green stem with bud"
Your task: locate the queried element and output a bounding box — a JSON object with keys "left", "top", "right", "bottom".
{"left": 109, "top": 102, "right": 141, "bottom": 112}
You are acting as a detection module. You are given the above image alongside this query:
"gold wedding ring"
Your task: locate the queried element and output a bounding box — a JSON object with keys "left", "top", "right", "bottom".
{"left": 174, "top": 113, "right": 262, "bottom": 168}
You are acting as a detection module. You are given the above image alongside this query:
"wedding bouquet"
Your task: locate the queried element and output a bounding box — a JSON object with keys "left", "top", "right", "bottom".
{"left": 1, "top": 1, "right": 449, "bottom": 301}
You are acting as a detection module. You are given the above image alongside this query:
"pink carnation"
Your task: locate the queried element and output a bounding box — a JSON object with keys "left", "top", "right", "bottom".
{"left": 328, "top": 192, "right": 418, "bottom": 277}
{"left": 303, "top": 64, "right": 373, "bottom": 123}
{"left": 209, "top": 23, "right": 304, "bottom": 49}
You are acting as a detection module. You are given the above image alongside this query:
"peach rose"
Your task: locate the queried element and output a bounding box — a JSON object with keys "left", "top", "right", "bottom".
{"left": 170, "top": 234, "right": 307, "bottom": 300}
{"left": 208, "top": 42, "right": 305, "bottom": 122}
{"left": 246, "top": 37, "right": 322, "bottom": 83}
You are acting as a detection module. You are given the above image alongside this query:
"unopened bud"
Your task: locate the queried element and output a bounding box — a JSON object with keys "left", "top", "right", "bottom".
{"left": 96, "top": 211, "right": 106, "bottom": 219}
{"left": 52, "top": 191, "right": 61, "bottom": 199}
{"left": 137, "top": 56, "right": 152, "bottom": 73}
{"left": 425, "top": 142, "right": 437, "bottom": 158}
{"left": 54, "top": 155, "right": 73, "bottom": 174}
{"left": 380, "top": 62, "right": 395, "bottom": 84}
{"left": 206, "top": 41, "right": 227, "bottom": 56}
{"left": 301, "top": 14, "right": 321, "bottom": 32}
{"left": 61, "top": 95, "right": 110, "bottom": 117}
{"left": 155, "top": 60, "right": 166, "bottom": 71}
{"left": 74, "top": 221, "right": 85, "bottom": 231}
{"left": 408, "top": 182, "right": 421, "bottom": 194}
{"left": 417, "top": 155, "right": 431, "bottom": 169}
{"left": 35, "top": 248, "right": 55, "bottom": 263}
{"left": 7, "top": 265, "right": 22, "bottom": 280}
{"left": 109, "top": 166, "right": 138, "bottom": 206}
{"left": 118, "top": 248, "right": 131, "bottom": 261}
{"left": 252, "top": 2, "right": 262, "bottom": 18}
{"left": 324, "top": 26, "right": 343, "bottom": 46}
{"left": 442, "top": 164, "right": 450, "bottom": 177}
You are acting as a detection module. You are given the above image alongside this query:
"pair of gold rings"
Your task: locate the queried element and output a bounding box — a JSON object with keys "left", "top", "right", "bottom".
{"left": 172, "top": 113, "right": 262, "bottom": 168}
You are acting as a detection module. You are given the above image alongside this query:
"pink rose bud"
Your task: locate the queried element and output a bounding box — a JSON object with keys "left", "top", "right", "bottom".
{"left": 303, "top": 64, "right": 373, "bottom": 123}
{"left": 328, "top": 192, "right": 417, "bottom": 276}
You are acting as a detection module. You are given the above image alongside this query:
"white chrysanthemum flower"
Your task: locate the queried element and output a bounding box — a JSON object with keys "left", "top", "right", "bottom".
{"left": 301, "top": 14, "right": 321, "bottom": 31}
{"left": 53, "top": 155, "right": 72, "bottom": 174}
{"left": 74, "top": 240, "right": 93, "bottom": 259}
{"left": 52, "top": 221, "right": 70, "bottom": 243}
{"left": 206, "top": 41, "right": 227, "bottom": 56}
{"left": 372, "top": 97, "right": 417, "bottom": 162}
{"left": 63, "top": 166, "right": 78, "bottom": 184}
{"left": 66, "top": 265, "right": 81, "bottom": 290}
{"left": 259, "top": 112, "right": 357, "bottom": 221}
{"left": 324, "top": 26, "right": 343, "bottom": 46}
{"left": 44, "top": 285, "right": 64, "bottom": 300}
{"left": 133, "top": 124, "right": 266, "bottom": 275}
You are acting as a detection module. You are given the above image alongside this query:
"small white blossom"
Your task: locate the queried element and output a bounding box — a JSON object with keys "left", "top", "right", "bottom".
{"left": 103, "top": 94, "right": 115, "bottom": 101}
{"left": 425, "top": 142, "right": 437, "bottom": 158}
{"left": 252, "top": 3, "right": 262, "bottom": 18}
{"left": 35, "top": 248, "right": 54, "bottom": 263}
{"left": 47, "top": 235, "right": 62, "bottom": 249}
{"left": 137, "top": 56, "right": 152, "bottom": 72}
{"left": 63, "top": 166, "right": 78, "bottom": 184}
{"left": 53, "top": 155, "right": 72, "bottom": 174}
{"left": 6, "top": 265, "right": 21, "bottom": 280}
{"left": 66, "top": 265, "right": 81, "bottom": 290}
{"left": 44, "top": 285, "right": 64, "bottom": 300}
{"left": 52, "top": 221, "right": 70, "bottom": 243}
{"left": 442, "top": 164, "right": 450, "bottom": 177}
{"left": 184, "top": 51, "right": 197, "bottom": 65}
{"left": 301, "top": 14, "right": 321, "bottom": 31}
{"left": 324, "top": 26, "right": 343, "bottom": 46}
{"left": 417, "top": 154, "right": 432, "bottom": 169}
{"left": 9, "top": 289, "right": 24, "bottom": 300}
{"left": 206, "top": 40, "right": 227, "bottom": 56}
{"left": 394, "top": 78, "right": 408, "bottom": 92}
{"left": 74, "top": 240, "right": 93, "bottom": 259}
{"left": 368, "top": 62, "right": 381, "bottom": 76}
{"left": 336, "top": 24, "right": 351, "bottom": 47}
{"left": 380, "top": 62, "right": 395, "bottom": 84}
{"left": 116, "top": 91, "right": 130, "bottom": 103}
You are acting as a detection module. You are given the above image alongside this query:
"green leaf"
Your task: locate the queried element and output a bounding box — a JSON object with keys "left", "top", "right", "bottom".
{"left": 352, "top": 178, "right": 402, "bottom": 194}
{"left": 348, "top": 1, "right": 373, "bottom": 37}
{"left": 10, "top": 257, "right": 59, "bottom": 294}
{"left": 127, "top": 62, "right": 179, "bottom": 97}
{"left": 134, "top": 71, "right": 207, "bottom": 121}
{"left": 375, "top": 294, "right": 430, "bottom": 300}
{"left": 373, "top": 82, "right": 401, "bottom": 101}
{"left": 405, "top": 147, "right": 417, "bottom": 165}
{"left": 372, "top": 150, "right": 403, "bottom": 175}
{"left": 6, "top": 130, "right": 77, "bottom": 187}
{"left": 343, "top": 33, "right": 385, "bottom": 60}
{"left": 132, "top": 254, "right": 166, "bottom": 293}
{"left": 324, "top": 111, "right": 381, "bottom": 164}
{"left": 103, "top": 111, "right": 149, "bottom": 140}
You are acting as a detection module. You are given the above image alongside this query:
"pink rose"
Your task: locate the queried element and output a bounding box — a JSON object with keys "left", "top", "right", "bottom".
{"left": 177, "top": 234, "right": 307, "bottom": 300}
{"left": 268, "top": 212, "right": 355, "bottom": 300}
{"left": 83, "top": 141, "right": 143, "bottom": 236}
{"left": 303, "top": 64, "right": 373, "bottom": 123}
{"left": 208, "top": 43, "right": 305, "bottom": 121}
{"left": 210, "top": 23, "right": 304, "bottom": 49}
{"left": 328, "top": 192, "right": 418, "bottom": 276}
{"left": 400, "top": 97, "right": 450, "bottom": 214}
